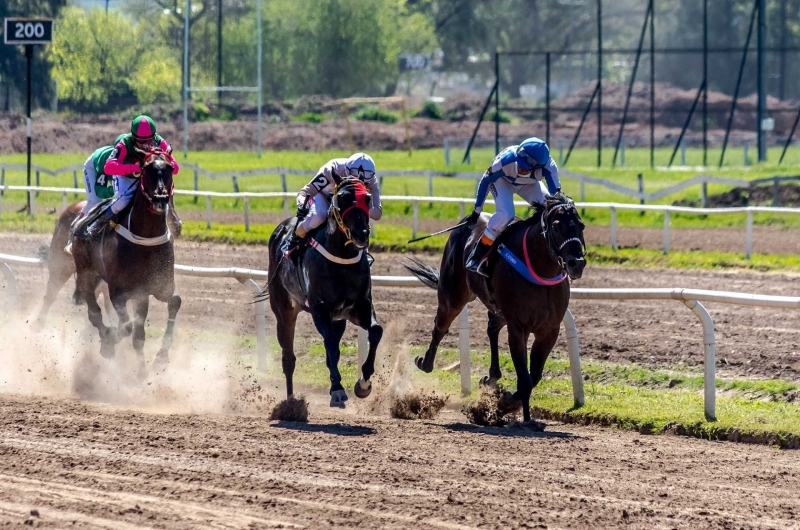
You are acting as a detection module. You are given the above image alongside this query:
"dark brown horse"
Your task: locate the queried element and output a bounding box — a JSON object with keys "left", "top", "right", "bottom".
{"left": 266, "top": 177, "right": 382, "bottom": 408}
{"left": 405, "top": 193, "right": 586, "bottom": 421}
{"left": 71, "top": 149, "right": 181, "bottom": 378}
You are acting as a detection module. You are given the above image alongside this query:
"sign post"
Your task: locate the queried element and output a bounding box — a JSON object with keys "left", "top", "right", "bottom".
{"left": 4, "top": 18, "right": 54, "bottom": 216}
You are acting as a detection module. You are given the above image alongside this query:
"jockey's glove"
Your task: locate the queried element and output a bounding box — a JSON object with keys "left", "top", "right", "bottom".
{"left": 466, "top": 209, "right": 480, "bottom": 224}
{"left": 296, "top": 204, "right": 310, "bottom": 221}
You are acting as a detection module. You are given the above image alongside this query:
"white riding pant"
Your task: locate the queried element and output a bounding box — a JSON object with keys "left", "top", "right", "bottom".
{"left": 484, "top": 177, "right": 547, "bottom": 240}
{"left": 80, "top": 156, "right": 103, "bottom": 215}
{"left": 298, "top": 193, "right": 330, "bottom": 234}
{"left": 111, "top": 175, "right": 138, "bottom": 215}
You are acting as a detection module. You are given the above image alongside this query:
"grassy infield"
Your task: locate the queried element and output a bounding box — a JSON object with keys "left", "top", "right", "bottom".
{"left": 4, "top": 147, "right": 800, "bottom": 445}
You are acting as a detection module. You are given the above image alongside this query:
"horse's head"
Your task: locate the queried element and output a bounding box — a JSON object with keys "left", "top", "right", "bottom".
{"left": 542, "top": 192, "right": 586, "bottom": 280}
{"left": 134, "top": 147, "right": 174, "bottom": 215}
{"left": 329, "top": 176, "right": 371, "bottom": 249}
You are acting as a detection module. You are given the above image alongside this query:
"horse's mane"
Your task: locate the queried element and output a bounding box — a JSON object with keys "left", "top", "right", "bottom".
{"left": 529, "top": 191, "right": 575, "bottom": 224}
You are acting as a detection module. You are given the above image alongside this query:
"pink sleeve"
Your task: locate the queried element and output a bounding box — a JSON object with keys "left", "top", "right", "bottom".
{"left": 104, "top": 142, "right": 140, "bottom": 176}
{"left": 158, "top": 139, "right": 180, "bottom": 175}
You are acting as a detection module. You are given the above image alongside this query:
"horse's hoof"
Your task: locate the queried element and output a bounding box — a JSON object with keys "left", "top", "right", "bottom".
{"left": 99, "top": 340, "right": 115, "bottom": 359}
{"left": 497, "top": 391, "right": 523, "bottom": 415}
{"left": 152, "top": 350, "right": 169, "bottom": 371}
{"left": 414, "top": 356, "right": 433, "bottom": 373}
{"left": 330, "top": 389, "right": 348, "bottom": 408}
{"left": 354, "top": 377, "right": 372, "bottom": 399}
{"left": 480, "top": 376, "right": 499, "bottom": 388}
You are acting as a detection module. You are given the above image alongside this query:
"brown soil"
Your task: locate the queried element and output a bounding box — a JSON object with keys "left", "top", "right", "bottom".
{"left": 1, "top": 394, "right": 800, "bottom": 528}
{"left": 389, "top": 392, "right": 448, "bottom": 420}
{"left": 3, "top": 232, "right": 800, "bottom": 383}
{"left": 675, "top": 182, "right": 800, "bottom": 208}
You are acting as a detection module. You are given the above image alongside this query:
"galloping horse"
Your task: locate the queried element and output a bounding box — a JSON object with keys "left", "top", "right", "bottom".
{"left": 405, "top": 193, "right": 586, "bottom": 421}
{"left": 266, "top": 176, "right": 382, "bottom": 407}
{"left": 71, "top": 148, "right": 181, "bottom": 378}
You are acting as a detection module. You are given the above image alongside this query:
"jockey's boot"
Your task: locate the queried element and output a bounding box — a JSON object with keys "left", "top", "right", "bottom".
{"left": 64, "top": 212, "right": 86, "bottom": 255}
{"left": 87, "top": 208, "right": 118, "bottom": 238}
{"left": 283, "top": 229, "right": 309, "bottom": 263}
{"left": 168, "top": 197, "right": 182, "bottom": 238}
{"left": 465, "top": 237, "right": 493, "bottom": 277}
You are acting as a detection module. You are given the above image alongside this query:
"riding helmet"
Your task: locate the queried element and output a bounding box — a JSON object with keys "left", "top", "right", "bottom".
{"left": 345, "top": 153, "right": 376, "bottom": 180}
{"left": 131, "top": 115, "right": 157, "bottom": 142}
{"left": 516, "top": 137, "right": 550, "bottom": 171}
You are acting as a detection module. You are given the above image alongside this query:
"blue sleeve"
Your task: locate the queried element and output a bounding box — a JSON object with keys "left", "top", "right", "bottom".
{"left": 473, "top": 169, "right": 504, "bottom": 211}
{"left": 542, "top": 158, "right": 560, "bottom": 194}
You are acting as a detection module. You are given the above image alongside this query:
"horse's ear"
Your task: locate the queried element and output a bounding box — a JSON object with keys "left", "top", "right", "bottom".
{"left": 332, "top": 172, "right": 342, "bottom": 185}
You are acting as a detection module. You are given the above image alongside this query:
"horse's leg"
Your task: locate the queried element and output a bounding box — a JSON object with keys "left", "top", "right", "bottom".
{"left": 480, "top": 311, "right": 507, "bottom": 388}
{"left": 353, "top": 301, "right": 383, "bottom": 399}
{"left": 530, "top": 326, "right": 560, "bottom": 390}
{"left": 132, "top": 297, "right": 150, "bottom": 381}
{"left": 271, "top": 295, "right": 300, "bottom": 399}
{"left": 416, "top": 299, "right": 467, "bottom": 373}
{"left": 109, "top": 288, "right": 133, "bottom": 343}
{"left": 153, "top": 290, "right": 182, "bottom": 369}
{"left": 507, "top": 323, "right": 534, "bottom": 422}
{"left": 77, "top": 271, "right": 115, "bottom": 358}
{"left": 311, "top": 309, "right": 348, "bottom": 407}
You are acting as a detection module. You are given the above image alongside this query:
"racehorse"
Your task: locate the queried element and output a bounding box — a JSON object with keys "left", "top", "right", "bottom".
{"left": 404, "top": 193, "right": 586, "bottom": 422}
{"left": 71, "top": 148, "right": 181, "bottom": 378}
{"left": 266, "top": 176, "right": 382, "bottom": 408}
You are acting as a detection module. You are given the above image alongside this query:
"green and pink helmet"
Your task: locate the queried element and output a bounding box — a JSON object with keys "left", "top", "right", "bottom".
{"left": 131, "top": 115, "right": 157, "bottom": 142}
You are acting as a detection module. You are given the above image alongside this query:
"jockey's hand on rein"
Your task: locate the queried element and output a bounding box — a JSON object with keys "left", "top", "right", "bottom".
{"left": 466, "top": 209, "right": 480, "bottom": 225}
{"left": 296, "top": 204, "right": 310, "bottom": 221}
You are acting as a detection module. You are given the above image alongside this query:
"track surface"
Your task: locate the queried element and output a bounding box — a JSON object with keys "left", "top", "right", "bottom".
{"left": 3, "top": 233, "right": 800, "bottom": 381}
{"left": 3, "top": 233, "right": 800, "bottom": 528}
{"left": 1, "top": 394, "right": 800, "bottom": 529}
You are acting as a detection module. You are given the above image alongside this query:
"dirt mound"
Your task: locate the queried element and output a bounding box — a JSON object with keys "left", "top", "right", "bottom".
{"left": 674, "top": 182, "right": 800, "bottom": 208}
{"left": 269, "top": 396, "right": 309, "bottom": 422}
{"left": 462, "top": 385, "right": 521, "bottom": 427}
{"left": 389, "top": 392, "right": 448, "bottom": 420}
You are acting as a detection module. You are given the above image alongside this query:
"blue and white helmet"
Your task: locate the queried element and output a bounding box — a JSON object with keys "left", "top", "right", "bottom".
{"left": 515, "top": 137, "right": 550, "bottom": 171}
{"left": 345, "top": 153, "right": 376, "bottom": 182}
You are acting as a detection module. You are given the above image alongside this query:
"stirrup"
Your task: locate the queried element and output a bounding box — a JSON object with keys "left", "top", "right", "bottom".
{"left": 64, "top": 240, "right": 73, "bottom": 255}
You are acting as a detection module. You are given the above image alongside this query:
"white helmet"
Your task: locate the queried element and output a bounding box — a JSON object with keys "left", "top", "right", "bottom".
{"left": 345, "top": 153, "right": 376, "bottom": 181}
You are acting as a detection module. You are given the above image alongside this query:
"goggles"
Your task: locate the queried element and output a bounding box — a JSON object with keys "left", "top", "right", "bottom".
{"left": 516, "top": 146, "right": 545, "bottom": 170}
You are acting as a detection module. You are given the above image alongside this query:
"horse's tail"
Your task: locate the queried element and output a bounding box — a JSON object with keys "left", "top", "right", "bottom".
{"left": 403, "top": 257, "right": 439, "bottom": 290}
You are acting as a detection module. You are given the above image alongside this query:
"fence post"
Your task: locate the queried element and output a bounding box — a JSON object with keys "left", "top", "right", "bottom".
{"left": 193, "top": 170, "right": 198, "bottom": 204}
{"left": 610, "top": 206, "right": 617, "bottom": 250}
{"left": 458, "top": 304, "right": 471, "bottom": 396}
{"left": 745, "top": 210, "right": 753, "bottom": 258}
{"left": 61, "top": 192, "right": 67, "bottom": 213}
{"left": 701, "top": 181, "right": 708, "bottom": 208}
{"left": 29, "top": 191, "right": 35, "bottom": 216}
{"left": 72, "top": 170, "right": 78, "bottom": 198}
{"left": 412, "top": 200, "right": 419, "bottom": 240}
{"left": 0, "top": 168, "right": 4, "bottom": 196}
{"left": 683, "top": 299, "right": 716, "bottom": 420}
{"left": 580, "top": 180, "right": 586, "bottom": 203}
{"left": 562, "top": 309, "right": 584, "bottom": 407}
{"left": 281, "top": 173, "right": 289, "bottom": 216}
{"left": 663, "top": 210, "right": 670, "bottom": 254}
{"left": 773, "top": 178, "right": 781, "bottom": 207}
{"left": 620, "top": 140, "right": 626, "bottom": 167}
{"left": 444, "top": 137, "right": 450, "bottom": 166}
{"left": 637, "top": 173, "right": 645, "bottom": 214}
{"left": 680, "top": 139, "right": 686, "bottom": 166}
{"left": 558, "top": 142, "right": 564, "bottom": 165}
{"left": 232, "top": 176, "right": 240, "bottom": 207}
{"left": 428, "top": 175, "right": 433, "bottom": 207}
{"left": 206, "top": 195, "right": 212, "bottom": 229}
{"left": 357, "top": 328, "right": 368, "bottom": 379}
{"left": 744, "top": 144, "right": 750, "bottom": 166}
{"left": 244, "top": 196, "right": 250, "bottom": 232}
{"left": 35, "top": 171, "right": 40, "bottom": 196}
{"left": 459, "top": 201, "right": 465, "bottom": 219}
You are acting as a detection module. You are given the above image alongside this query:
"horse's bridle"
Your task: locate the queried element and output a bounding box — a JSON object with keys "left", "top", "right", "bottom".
{"left": 331, "top": 178, "right": 368, "bottom": 245}
{"left": 541, "top": 201, "right": 587, "bottom": 269}
{"left": 138, "top": 149, "right": 174, "bottom": 214}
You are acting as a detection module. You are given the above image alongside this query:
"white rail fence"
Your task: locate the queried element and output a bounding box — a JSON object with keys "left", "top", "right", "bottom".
{"left": 4, "top": 252, "right": 800, "bottom": 419}
{"left": 3, "top": 184, "right": 800, "bottom": 259}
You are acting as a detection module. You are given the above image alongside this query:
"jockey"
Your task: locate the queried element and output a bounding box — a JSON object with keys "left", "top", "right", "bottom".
{"left": 284, "top": 152, "right": 383, "bottom": 256}
{"left": 87, "top": 115, "right": 180, "bottom": 235}
{"left": 465, "top": 137, "right": 561, "bottom": 277}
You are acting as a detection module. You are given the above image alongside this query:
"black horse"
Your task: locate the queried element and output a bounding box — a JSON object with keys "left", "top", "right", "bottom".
{"left": 405, "top": 193, "right": 586, "bottom": 422}
{"left": 267, "top": 176, "right": 382, "bottom": 407}
{"left": 71, "top": 148, "right": 181, "bottom": 379}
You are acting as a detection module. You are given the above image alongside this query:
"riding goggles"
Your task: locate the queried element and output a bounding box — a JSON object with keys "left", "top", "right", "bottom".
{"left": 516, "top": 146, "right": 545, "bottom": 170}
{"left": 350, "top": 168, "right": 375, "bottom": 182}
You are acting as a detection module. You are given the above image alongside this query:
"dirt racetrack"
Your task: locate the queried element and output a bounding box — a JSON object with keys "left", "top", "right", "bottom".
{"left": 3, "top": 232, "right": 800, "bottom": 528}
{"left": 2, "top": 233, "right": 800, "bottom": 382}
{"left": 1, "top": 394, "right": 800, "bottom": 529}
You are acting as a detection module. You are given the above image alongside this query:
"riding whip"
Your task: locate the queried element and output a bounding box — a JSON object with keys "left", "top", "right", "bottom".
{"left": 407, "top": 220, "right": 471, "bottom": 244}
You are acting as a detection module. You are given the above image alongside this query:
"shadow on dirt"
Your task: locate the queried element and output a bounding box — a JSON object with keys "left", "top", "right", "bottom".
{"left": 440, "top": 422, "right": 580, "bottom": 440}
{"left": 271, "top": 421, "right": 377, "bottom": 437}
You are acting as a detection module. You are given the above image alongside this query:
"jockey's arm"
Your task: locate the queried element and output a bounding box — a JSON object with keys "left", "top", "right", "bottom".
{"left": 536, "top": 158, "right": 561, "bottom": 195}
{"left": 156, "top": 138, "right": 180, "bottom": 175}
{"left": 296, "top": 170, "right": 332, "bottom": 208}
{"left": 364, "top": 176, "right": 382, "bottom": 221}
{"left": 104, "top": 142, "right": 140, "bottom": 177}
{"left": 472, "top": 168, "right": 505, "bottom": 213}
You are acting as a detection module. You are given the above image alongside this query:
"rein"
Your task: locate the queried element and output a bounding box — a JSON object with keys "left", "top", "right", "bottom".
{"left": 137, "top": 150, "right": 174, "bottom": 214}
{"left": 330, "top": 178, "right": 369, "bottom": 245}
{"left": 540, "top": 202, "right": 586, "bottom": 266}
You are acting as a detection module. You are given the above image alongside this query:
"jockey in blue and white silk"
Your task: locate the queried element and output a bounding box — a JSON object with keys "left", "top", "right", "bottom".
{"left": 465, "top": 137, "right": 561, "bottom": 277}
{"left": 284, "top": 153, "right": 382, "bottom": 257}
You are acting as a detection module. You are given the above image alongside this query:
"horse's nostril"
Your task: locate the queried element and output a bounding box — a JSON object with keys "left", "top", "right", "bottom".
{"left": 567, "top": 259, "right": 577, "bottom": 268}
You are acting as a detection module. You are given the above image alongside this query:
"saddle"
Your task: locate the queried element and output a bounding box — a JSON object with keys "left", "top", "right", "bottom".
{"left": 72, "top": 199, "right": 113, "bottom": 237}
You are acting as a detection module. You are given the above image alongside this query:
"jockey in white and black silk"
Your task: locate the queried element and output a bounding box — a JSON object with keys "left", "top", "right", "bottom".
{"left": 284, "top": 153, "right": 382, "bottom": 256}
{"left": 465, "top": 137, "right": 561, "bottom": 277}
